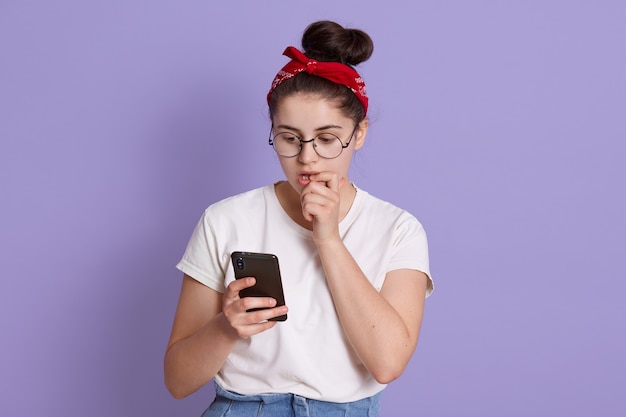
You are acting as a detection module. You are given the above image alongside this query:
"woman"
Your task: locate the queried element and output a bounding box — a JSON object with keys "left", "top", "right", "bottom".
{"left": 164, "top": 20, "right": 433, "bottom": 417}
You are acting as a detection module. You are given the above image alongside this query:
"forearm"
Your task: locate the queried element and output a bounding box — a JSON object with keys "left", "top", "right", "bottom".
{"left": 164, "top": 312, "right": 237, "bottom": 399}
{"left": 316, "top": 239, "right": 418, "bottom": 383}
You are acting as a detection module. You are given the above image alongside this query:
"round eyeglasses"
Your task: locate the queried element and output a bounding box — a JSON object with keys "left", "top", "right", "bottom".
{"left": 268, "top": 125, "right": 358, "bottom": 159}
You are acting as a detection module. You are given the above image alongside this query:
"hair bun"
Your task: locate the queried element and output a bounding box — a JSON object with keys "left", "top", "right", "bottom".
{"left": 301, "top": 20, "right": 374, "bottom": 66}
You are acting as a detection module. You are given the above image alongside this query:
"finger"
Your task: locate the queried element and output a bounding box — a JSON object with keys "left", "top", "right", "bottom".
{"left": 301, "top": 195, "right": 327, "bottom": 221}
{"left": 301, "top": 184, "right": 340, "bottom": 210}
{"left": 301, "top": 179, "right": 335, "bottom": 200}
{"left": 245, "top": 305, "right": 289, "bottom": 324}
{"left": 309, "top": 172, "right": 340, "bottom": 191}
{"left": 300, "top": 189, "right": 318, "bottom": 221}
{"left": 226, "top": 277, "right": 256, "bottom": 298}
{"left": 235, "top": 320, "right": 278, "bottom": 338}
{"left": 224, "top": 298, "right": 284, "bottom": 327}
{"left": 326, "top": 174, "right": 342, "bottom": 192}
{"left": 240, "top": 296, "right": 279, "bottom": 312}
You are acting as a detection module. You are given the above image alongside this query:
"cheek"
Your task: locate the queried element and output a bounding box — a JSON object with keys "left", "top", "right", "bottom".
{"left": 333, "top": 154, "right": 353, "bottom": 173}
{"left": 278, "top": 157, "right": 294, "bottom": 172}
{"left": 278, "top": 159, "right": 302, "bottom": 183}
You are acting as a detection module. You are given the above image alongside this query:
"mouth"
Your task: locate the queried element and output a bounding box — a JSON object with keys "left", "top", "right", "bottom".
{"left": 297, "top": 172, "right": 317, "bottom": 187}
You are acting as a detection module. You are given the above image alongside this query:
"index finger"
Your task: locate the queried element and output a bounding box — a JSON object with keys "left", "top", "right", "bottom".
{"left": 226, "top": 277, "right": 256, "bottom": 296}
{"left": 310, "top": 172, "right": 345, "bottom": 192}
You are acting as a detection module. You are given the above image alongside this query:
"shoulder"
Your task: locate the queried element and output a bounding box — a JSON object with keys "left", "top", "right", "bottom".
{"left": 352, "top": 187, "right": 428, "bottom": 247}
{"left": 204, "top": 185, "right": 274, "bottom": 215}
{"left": 195, "top": 185, "right": 276, "bottom": 234}
{"left": 355, "top": 186, "right": 422, "bottom": 227}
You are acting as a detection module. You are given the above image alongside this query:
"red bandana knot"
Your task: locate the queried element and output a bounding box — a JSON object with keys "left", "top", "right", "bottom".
{"left": 305, "top": 60, "right": 318, "bottom": 74}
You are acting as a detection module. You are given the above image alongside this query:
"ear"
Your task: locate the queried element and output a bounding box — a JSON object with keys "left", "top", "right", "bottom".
{"left": 353, "top": 118, "right": 369, "bottom": 151}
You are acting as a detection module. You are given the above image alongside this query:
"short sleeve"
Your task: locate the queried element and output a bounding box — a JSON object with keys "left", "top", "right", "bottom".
{"left": 387, "top": 214, "right": 434, "bottom": 297}
{"left": 175, "top": 210, "right": 227, "bottom": 293}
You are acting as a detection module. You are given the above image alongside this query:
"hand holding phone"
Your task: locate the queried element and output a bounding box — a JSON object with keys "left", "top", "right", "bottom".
{"left": 231, "top": 252, "right": 287, "bottom": 321}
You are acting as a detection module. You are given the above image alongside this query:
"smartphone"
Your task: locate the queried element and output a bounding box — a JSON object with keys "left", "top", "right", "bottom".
{"left": 231, "top": 251, "right": 287, "bottom": 321}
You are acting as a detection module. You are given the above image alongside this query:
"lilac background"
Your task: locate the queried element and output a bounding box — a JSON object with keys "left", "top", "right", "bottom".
{"left": 1, "top": 1, "right": 625, "bottom": 416}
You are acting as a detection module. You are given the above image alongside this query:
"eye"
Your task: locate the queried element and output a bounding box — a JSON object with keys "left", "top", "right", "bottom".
{"left": 276, "top": 133, "right": 300, "bottom": 144}
{"left": 316, "top": 133, "right": 339, "bottom": 144}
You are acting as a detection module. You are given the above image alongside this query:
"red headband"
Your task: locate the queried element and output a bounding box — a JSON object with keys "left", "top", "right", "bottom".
{"left": 267, "top": 46, "right": 368, "bottom": 116}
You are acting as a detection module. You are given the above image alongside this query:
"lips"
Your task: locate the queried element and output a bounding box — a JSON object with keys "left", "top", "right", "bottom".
{"left": 298, "top": 172, "right": 317, "bottom": 187}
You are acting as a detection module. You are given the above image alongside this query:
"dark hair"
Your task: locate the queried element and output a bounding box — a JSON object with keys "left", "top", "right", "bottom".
{"left": 268, "top": 20, "right": 374, "bottom": 124}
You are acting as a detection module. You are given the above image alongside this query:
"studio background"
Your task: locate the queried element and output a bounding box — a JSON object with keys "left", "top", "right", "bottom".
{"left": 1, "top": 1, "right": 624, "bottom": 416}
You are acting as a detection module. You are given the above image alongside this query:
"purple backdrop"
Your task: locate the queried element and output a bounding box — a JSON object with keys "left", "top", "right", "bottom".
{"left": 1, "top": 1, "right": 625, "bottom": 416}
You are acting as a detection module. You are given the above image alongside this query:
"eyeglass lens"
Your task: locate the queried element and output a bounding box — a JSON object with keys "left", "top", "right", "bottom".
{"left": 272, "top": 133, "right": 345, "bottom": 159}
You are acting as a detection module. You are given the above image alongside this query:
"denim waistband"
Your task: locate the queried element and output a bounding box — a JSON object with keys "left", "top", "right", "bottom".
{"left": 207, "top": 383, "right": 382, "bottom": 417}
{"left": 215, "top": 383, "right": 302, "bottom": 404}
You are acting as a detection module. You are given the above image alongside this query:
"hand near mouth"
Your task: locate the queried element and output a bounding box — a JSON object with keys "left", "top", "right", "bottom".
{"left": 300, "top": 171, "right": 348, "bottom": 243}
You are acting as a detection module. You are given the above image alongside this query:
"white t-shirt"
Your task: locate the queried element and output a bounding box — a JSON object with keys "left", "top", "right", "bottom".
{"left": 176, "top": 184, "right": 432, "bottom": 403}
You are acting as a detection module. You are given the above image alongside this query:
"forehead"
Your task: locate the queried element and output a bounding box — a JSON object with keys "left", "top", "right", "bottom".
{"left": 272, "top": 93, "right": 352, "bottom": 129}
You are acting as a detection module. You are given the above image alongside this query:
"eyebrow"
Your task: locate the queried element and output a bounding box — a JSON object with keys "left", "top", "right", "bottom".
{"left": 275, "top": 124, "right": 344, "bottom": 133}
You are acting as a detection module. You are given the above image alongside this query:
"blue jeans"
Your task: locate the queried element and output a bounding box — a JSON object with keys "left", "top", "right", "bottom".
{"left": 201, "top": 383, "right": 382, "bottom": 417}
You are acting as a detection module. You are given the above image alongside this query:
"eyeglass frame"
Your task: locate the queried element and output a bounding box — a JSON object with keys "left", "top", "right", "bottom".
{"left": 268, "top": 124, "right": 359, "bottom": 159}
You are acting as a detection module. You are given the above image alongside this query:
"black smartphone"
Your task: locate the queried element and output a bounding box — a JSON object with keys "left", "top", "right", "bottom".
{"left": 230, "top": 251, "right": 287, "bottom": 321}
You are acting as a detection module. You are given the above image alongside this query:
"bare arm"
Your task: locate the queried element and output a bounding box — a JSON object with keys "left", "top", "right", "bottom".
{"left": 301, "top": 173, "right": 429, "bottom": 383}
{"left": 164, "top": 274, "right": 288, "bottom": 399}
{"left": 316, "top": 240, "right": 428, "bottom": 384}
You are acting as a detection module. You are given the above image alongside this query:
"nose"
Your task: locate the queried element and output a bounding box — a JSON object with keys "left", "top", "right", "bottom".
{"left": 298, "top": 139, "right": 318, "bottom": 163}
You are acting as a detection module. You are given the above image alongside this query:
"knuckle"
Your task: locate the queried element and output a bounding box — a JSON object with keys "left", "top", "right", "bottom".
{"left": 226, "top": 283, "right": 240, "bottom": 296}
{"left": 250, "top": 310, "right": 267, "bottom": 323}
{"left": 235, "top": 328, "right": 249, "bottom": 339}
{"left": 240, "top": 297, "right": 256, "bottom": 310}
{"left": 223, "top": 309, "right": 236, "bottom": 322}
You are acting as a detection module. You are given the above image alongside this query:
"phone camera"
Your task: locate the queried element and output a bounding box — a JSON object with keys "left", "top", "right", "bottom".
{"left": 236, "top": 258, "right": 245, "bottom": 270}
